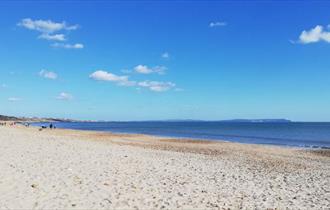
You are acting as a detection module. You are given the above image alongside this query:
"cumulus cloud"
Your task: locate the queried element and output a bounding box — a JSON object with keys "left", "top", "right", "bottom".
{"left": 89, "top": 70, "right": 129, "bottom": 82}
{"left": 161, "top": 52, "right": 170, "bottom": 59}
{"left": 89, "top": 70, "right": 176, "bottom": 92}
{"left": 134, "top": 65, "right": 152, "bottom": 74}
{"left": 137, "top": 81, "right": 175, "bottom": 92}
{"left": 51, "top": 43, "right": 84, "bottom": 49}
{"left": 89, "top": 70, "right": 135, "bottom": 86}
{"left": 18, "top": 18, "right": 78, "bottom": 33}
{"left": 209, "top": 21, "right": 227, "bottom": 27}
{"left": 39, "top": 69, "right": 58, "bottom": 80}
{"left": 18, "top": 18, "right": 82, "bottom": 48}
{"left": 56, "top": 92, "right": 73, "bottom": 101}
{"left": 299, "top": 25, "right": 330, "bottom": 44}
{"left": 134, "top": 65, "right": 166, "bottom": 75}
{"left": 38, "top": 33, "right": 66, "bottom": 41}
{"left": 8, "top": 97, "right": 21, "bottom": 102}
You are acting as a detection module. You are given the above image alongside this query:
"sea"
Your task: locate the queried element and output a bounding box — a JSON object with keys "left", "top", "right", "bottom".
{"left": 31, "top": 121, "right": 330, "bottom": 149}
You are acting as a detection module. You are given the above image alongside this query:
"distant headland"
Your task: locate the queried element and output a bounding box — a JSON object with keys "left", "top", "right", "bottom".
{"left": 1, "top": 115, "right": 292, "bottom": 123}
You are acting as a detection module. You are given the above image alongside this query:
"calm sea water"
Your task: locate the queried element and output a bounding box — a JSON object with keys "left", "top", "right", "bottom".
{"left": 32, "top": 122, "right": 330, "bottom": 148}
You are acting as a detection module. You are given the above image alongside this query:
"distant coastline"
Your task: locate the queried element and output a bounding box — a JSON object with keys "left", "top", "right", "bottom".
{"left": 0, "top": 115, "right": 77, "bottom": 123}
{"left": 1, "top": 114, "right": 292, "bottom": 123}
{"left": 168, "top": 119, "right": 292, "bottom": 123}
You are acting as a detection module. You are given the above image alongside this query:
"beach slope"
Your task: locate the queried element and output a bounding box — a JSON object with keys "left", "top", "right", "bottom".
{"left": 0, "top": 126, "right": 329, "bottom": 209}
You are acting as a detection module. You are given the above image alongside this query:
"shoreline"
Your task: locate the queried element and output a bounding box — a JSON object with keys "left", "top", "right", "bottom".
{"left": 29, "top": 122, "right": 330, "bottom": 150}
{"left": 8, "top": 123, "right": 330, "bottom": 158}
{"left": 3, "top": 121, "right": 330, "bottom": 154}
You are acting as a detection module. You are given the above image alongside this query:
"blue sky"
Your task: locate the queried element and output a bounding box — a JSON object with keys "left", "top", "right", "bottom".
{"left": 1, "top": 1, "right": 330, "bottom": 121}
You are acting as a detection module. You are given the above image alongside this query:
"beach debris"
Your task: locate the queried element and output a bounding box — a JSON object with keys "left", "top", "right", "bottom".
{"left": 31, "top": 183, "right": 38, "bottom": 188}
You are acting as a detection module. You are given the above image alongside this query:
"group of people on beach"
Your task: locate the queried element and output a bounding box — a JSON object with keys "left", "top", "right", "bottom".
{"left": 0, "top": 122, "right": 30, "bottom": 127}
{"left": 0, "top": 121, "right": 56, "bottom": 130}
{"left": 0, "top": 122, "right": 17, "bottom": 126}
{"left": 39, "top": 123, "right": 56, "bottom": 130}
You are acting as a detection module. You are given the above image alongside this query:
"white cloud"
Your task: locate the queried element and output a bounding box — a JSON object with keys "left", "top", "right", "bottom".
{"left": 89, "top": 70, "right": 128, "bottom": 82}
{"left": 209, "top": 21, "right": 227, "bottom": 27}
{"left": 18, "top": 18, "right": 82, "bottom": 48}
{"left": 134, "top": 65, "right": 166, "bottom": 75}
{"left": 138, "top": 81, "right": 175, "bottom": 92}
{"left": 118, "top": 80, "right": 137, "bottom": 87}
{"left": 51, "top": 43, "right": 84, "bottom": 49}
{"left": 134, "top": 65, "right": 152, "bottom": 74}
{"left": 56, "top": 92, "right": 73, "bottom": 101}
{"left": 161, "top": 52, "right": 170, "bottom": 59}
{"left": 89, "top": 70, "right": 176, "bottom": 92}
{"left": 8, "top": 97, "right": 21, "bottom": 102}
{"left": 299, "top": 25, "right": 330, "bottom": 44}
{"left": 89, "top": 70, "right": 135, "bottom": 86}
{"left": 38, "top": 33, "right": 66, "bottom": 41}
{"left": 39, "top": 69, "right": 58, "bottom": 80}
{"left": 18, "top": 18, "right": 78, "bottom": 33}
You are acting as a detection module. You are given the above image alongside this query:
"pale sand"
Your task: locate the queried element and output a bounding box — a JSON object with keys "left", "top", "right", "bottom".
{"left": 0, "top": 125, "right": 329, "bottom": 209}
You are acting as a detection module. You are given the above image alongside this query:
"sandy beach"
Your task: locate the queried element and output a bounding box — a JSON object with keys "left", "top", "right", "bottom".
{"left": 0, "top": 124, "right": 329, "bottom": 209}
